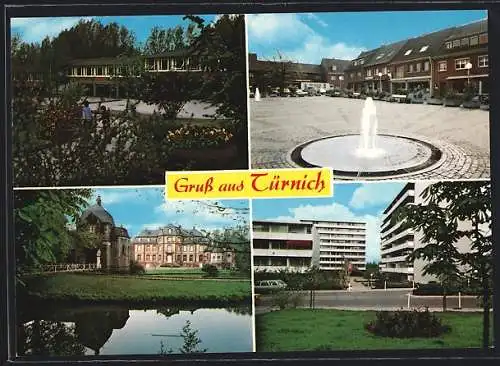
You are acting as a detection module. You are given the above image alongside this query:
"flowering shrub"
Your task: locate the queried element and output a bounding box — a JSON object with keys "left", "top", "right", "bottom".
{"left": 166, "top": 124, "right": 235, "bottom": 149}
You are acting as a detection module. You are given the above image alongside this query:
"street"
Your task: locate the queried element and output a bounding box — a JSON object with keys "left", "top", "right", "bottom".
{"left": 255, "top": 289, "right": 482, "bottom": 314}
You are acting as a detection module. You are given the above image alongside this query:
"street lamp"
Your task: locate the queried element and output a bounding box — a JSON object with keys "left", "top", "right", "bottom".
{"left": 465, "top": 62, "right": 472, "bottom": 87}
{"left": 387, "top": 72, "right": 392, "bottom": 95}
{"left": 378, "top": 72, "right": 383, "bottom": 92}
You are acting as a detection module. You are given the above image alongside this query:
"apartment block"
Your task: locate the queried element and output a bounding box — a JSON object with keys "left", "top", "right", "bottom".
{"left": 380, "top": 182, "right": 485, "bottom": 283}
{"left": 252, "top": 219, "right": 366, "bottom": 273}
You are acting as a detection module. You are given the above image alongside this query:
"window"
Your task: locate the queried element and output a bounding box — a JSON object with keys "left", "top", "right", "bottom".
{"left": 367, "top": 69, "right": 372, "bottom": 76}
{"left": 331, "top": 65, "right": 337, "bottom": 71}
{"left": 331, "top": 75, "right": 336, "bottom": 81}
{"left": 383, "top": 66, "right": 387, "bottom": 74}
{"left": 357, "top": 71, "right": 361, "bottom": 77}
{"left": 478, "top": 55, "right": 488, "bottom": 68}
{"left": 408, "top": 64, "right": 414, "bottom": 73}
{"left": 376, "top": 53, "right": 384, "bottom": 60}
{"left": 189, "top": 255, "right": 194, "bottom": 262}
{"left": 416, "top": 63, "right": 421, "bottom": 72}
{"left": 183, "top": 255, "right": 187, "bottom": 261}
{"left": 146, "top": 255, "right": 150, "bottom": 261}
{"left": 167, "top": 245, "right": 172, "bottom": 252}
{"left": 86, "top": 67, "right": 92, "bottom": 76}
{"left": 360, "top": 59, "right": 365, "bottom": 64}
{"left": 404, "top": 49, "right": 412, "bottom": 56}
{"left": 460, "top": 38, "right": 469, "bottom": 47}
{"left": 419, "top": 45, "right": 429, "bottom": 52}
{"left": 96, "top": 67, "right": 103, "bottom": 75}
{"left": 452, "top": 39, "right": 460, "bottom": 48}
{"left": 76, "top": 67, "right": 82, "bottom": 76}
{"left": 445, "top": 42, "right": 452, "bottom": 49}
{"left": 455, "top": 58, "right": 470, "bottom": 70}
{"left": 470, "top": 36, "right": 479, "bottom": 46}
{"left": 424, "top": 61, "right": 430, "bottom": 71}
{"left": 479, "top": 33, "right": 488, "bottom": 44}
{"left": 137, "top": 254, "right": 141, "bottom": 261}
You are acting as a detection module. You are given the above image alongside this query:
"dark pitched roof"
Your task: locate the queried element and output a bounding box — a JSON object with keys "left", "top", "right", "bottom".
{"left": 113, "top": 226, "right": 130, "bottom": 239}
{"left": 390, "top": 26, "right": 457, "bottom": 63}
{"left": 444, "top": 19, "right": 487, "bottom": 41}
{"left": 365, "top": 40, "right": 408, "bottom": 66}
{"left": 320, "top": 58, "right": 351, "bottom": 73}
{"left": 80, "top": 196, "right": 115, "bottom": 226}
{"left": 344, "top": 48, "right": 379, "bottom": 72}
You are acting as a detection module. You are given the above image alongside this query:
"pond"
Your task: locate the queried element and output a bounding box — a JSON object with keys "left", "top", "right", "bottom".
{"left": 17, "top": 303, "right": 253, "bottom": 356}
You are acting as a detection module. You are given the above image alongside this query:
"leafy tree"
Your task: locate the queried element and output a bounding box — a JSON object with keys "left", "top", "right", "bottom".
{"left": 159, "top": 320, "right": 207, "bottom": 354}
{"left": 18, "top": 320, "right": 86, "bottom": 356}
{"left": 139, "top": 71, "right": 201, "bottom": 119}
{"left": 143, "top": 24, "right": 198, "bottom": 55}
{"left": 14, "top": 189, "right": 93, "bottom": 276}
{"left": 393, "top": 181, "right": 492, "bottom": 348}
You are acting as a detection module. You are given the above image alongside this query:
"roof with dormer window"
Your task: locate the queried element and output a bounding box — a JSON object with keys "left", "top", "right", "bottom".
{"left": 80, "top": 196, "right": 115, "bottom": 226}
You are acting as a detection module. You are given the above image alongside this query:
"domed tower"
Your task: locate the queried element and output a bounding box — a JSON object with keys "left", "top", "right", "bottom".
{"left": 79, "top": 195, "right": 115, "bottom": 270}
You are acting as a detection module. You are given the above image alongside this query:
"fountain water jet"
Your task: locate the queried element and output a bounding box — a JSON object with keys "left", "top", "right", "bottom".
{"left": 356, "top": 97, "right": 385, "bottom": 158}
{"left": 255, "top": 88, "right": 261, "bottom": 102}
{"left": 289, "top": 97, "right": 443, "bottom": 178}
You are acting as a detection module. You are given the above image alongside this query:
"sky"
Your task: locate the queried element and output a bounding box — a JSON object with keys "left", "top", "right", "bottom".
{"left": 10, "top": 14, "right": 216, "bottom": 44}
{"left": 247, "top": 10, "right": 488, "bottom": 64}
{"left": 252, "top": 182, "right": 406, "bottom": 264}
{"left": 83, "top": 187, "right": 249, "bottom": 237}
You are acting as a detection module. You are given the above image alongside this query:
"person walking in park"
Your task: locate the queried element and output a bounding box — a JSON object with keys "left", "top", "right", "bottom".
{"left": 100, "top": 105, "right": 111, "bottom": 133}
{"left": 82, "top": 100, "right": 93, "bottom": 121}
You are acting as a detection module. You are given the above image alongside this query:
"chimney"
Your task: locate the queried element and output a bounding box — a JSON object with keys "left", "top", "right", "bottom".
{"left": 96, "top": 195, "right": 102, "bottom": 206}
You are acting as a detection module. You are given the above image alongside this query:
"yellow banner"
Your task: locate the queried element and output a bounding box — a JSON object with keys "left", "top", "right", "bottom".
{"left": 165, "top": 168, "right": 333, "bottom": 200}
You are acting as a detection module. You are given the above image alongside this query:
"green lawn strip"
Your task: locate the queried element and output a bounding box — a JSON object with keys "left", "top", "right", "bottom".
{"left": 256, "top": 309, "right": 492, "bottom": 352}
{"left": 22, "top": 273, "right": 251, "bottom": 303}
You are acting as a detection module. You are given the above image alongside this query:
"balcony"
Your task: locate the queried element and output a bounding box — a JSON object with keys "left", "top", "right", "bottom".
{"left": 382, "top": 267, "right": 414, "bottom": 274}
{"left": 380, "top": 254, "right": 410, "bottom": 264}
{"left": 381, "top": 228, "right": 414, "bottom": 247}
{"left": 381, "top": 241, "right": 414, "bottom": 257}
{"left": 381, "top": 189, "right": 415, "bottom": 229}
{"left": 253, "top": 248, "right": 313, "bottom": 258}
{"left": 252, "top": 231, "right": 312, "bottom": 241}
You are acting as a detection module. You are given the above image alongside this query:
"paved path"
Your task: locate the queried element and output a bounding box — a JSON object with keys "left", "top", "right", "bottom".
{"left": 255, "top": 289, "right": 482, "bottom": 314}
{"left": 250, "top": 97, "right": 490, "bottom": 180}
{"left": 89, "top": 99, "right": 218, "bottom": 119}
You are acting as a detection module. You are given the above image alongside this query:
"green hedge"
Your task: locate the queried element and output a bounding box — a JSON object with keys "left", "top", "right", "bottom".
{"left": 254, "top": 270, "right": 345, "bottom": 290}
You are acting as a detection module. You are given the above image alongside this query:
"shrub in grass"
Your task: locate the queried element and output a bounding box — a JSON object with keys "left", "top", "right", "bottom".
{"left": 201, "top": 264, "right": 219, "bottom": 278}
{"left": 270, "top": 290, "right": 302, "bottom": 310}
{"left": 129, "top": 260, "right": 145, "bottom": 275}
{"left": 365, "top": 308, "right": 451, "bottom": 338}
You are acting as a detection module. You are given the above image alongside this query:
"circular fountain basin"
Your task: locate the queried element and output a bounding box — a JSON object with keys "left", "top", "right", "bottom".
{"left": 290, "top": 134, "right": 442, "bottom": 178}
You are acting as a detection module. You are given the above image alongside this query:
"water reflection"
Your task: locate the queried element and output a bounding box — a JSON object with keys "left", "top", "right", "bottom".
{"left": 18, "top": 304, "right": 252, "bottom": 356}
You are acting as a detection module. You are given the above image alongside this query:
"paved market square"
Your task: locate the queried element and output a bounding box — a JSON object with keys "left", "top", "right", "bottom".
{"left": 250, "top": 97, "right": 490, "bottom": 180}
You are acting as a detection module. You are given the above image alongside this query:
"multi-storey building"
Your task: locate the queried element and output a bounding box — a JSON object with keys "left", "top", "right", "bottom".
{"left": 433, "top": 19, "right": 488, "bottom": 95}
{"left": 252, "top": 219, "right": 366, "bottom": 273}
{"left": 344, "top": 49, "right": 377, "bottom": 92}
{"left": 388, "top": 27, "right": 456, "bottom": 95}
{"left": 66, "top": 49, "right": 202, "bottom": 98}
{"left": 253, "top": 220, "right": 314, "bottom": 273}
{"left": 306, "top": 220, "right": 366, "bottom": 271}
{"left": 379, "top": 182, "right": 416, "bottom": 281}
{"left": 380, "top": 182, "right": 486, "bottom": 284}
{"left": 248, "top": 53, "right": 350, "bottom": 91}
{"left": 132, "top": 225, "right": 211, "bottom": 269}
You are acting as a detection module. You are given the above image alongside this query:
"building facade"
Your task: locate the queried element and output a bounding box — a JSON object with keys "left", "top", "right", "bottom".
{"left": 66, "top": 50, "right": 203, "bottom": 98}
{"left": 131, "top": 225, "right": 236, "bottom": 269}
{"left": 380, "top": 182, "right": 484, "bottom": 284}
{"left": 253, "top": 219, "right": 366, "bottom": 273}
{"left": 433, "top": 20, "right": 489, "bottom": 95}
{"left": 74, "top": 196, "right": 132, "bottom": 272}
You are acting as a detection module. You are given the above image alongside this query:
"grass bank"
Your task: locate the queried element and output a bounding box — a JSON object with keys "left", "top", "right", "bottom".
{"left": 144, "top": 268, "right": 247, "bottom": 279}
{"left": 256, "top": 309, "right": 492, "bottom": 351}
{"left": 20, "top": 273, "right": 252, "bottom": 305}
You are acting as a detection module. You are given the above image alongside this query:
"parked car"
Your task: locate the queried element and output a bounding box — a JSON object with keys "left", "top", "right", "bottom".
{"left": 254, "top": 280, "right": 288, "bottom": 294}
{"left": 295, "top": 89, "right": 308, "bottom": 97}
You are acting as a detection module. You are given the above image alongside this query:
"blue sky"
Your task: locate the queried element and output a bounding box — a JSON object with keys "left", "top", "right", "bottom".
{"left": 80, "top": 187, "right": 249, "bottom": 237}
{"left": 247, "top": 10, "right": 487, "bottom": 63}
{"left": 10, "top": 14, "right": 216, "bottom": 44}
{"left": 252, "top": 182, "right": 406, "bottom": 263}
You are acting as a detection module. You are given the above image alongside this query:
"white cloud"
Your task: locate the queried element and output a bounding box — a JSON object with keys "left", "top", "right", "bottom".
{"left": 11, "top": 17, "right": 93, "bottom": 43}
{"left": 152, "top": 200, "right": 249, "bottom": 232}
{"left": 349, "top": 182, "right": 405, "bottom": 210}
{"left": 267, "top": 202, "right": 381, "bottom": 263}
{"left": 305, "top": 13, "right": 328, "bottom": 28}
{"left": 247, "top": 13, "right": 365, "bottom": 64}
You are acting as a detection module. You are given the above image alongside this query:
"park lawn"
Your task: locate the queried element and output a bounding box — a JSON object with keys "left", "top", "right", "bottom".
{"left": 22, "top": 273, "right": 252, "bottom": 303}
{"left": 256, "top": 309, "right": 492, "bottom": 352}
{"left": 144, "top": 268, "right": 246, "bottom": 278}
